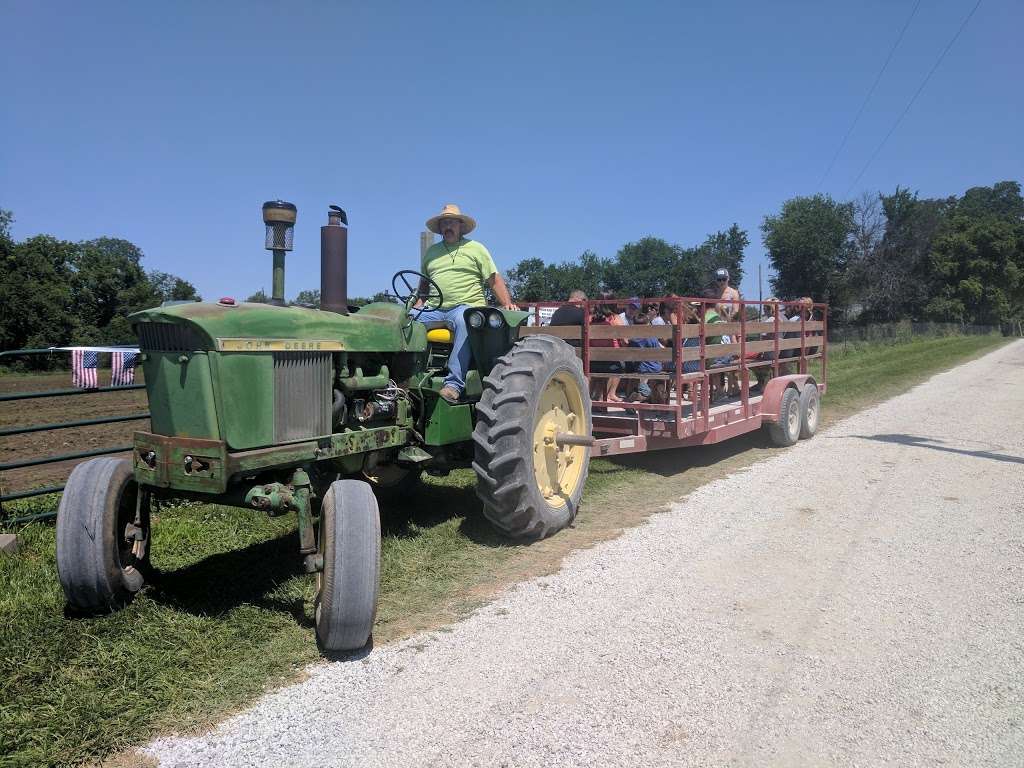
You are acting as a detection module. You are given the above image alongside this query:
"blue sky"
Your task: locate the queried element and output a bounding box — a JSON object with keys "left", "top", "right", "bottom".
{"left": 2, "top": 1, "right": 1021, "bottom": 303}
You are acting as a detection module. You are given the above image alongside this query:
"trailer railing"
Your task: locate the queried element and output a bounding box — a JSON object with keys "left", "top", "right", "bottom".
{"left": 0, "top": 348, "right": 148, "bottom": 523}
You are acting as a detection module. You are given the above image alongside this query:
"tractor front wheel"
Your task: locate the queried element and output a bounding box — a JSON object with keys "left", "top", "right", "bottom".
{"left": 314, "top": 479, "right": 380, "bottom": 652}
{"left": 472, "top": 334, "right": 592, "bottom": 541}
{"left": 56, "top": 457, "right": 150, "bottom": 613}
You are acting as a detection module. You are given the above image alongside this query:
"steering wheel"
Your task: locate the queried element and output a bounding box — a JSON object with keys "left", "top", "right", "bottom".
{"left": 392, "top": 270, "right": 444, "bottom": 314}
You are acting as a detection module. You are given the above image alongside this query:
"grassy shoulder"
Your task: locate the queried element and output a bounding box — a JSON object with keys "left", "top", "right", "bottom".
{"left": 0, "top": 333, "right": 1012, "bottom": 766}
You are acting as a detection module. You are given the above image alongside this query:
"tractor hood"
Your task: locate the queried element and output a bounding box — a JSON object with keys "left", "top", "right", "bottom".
{"left": 130, "top": 301, "right": 424, "bottom": 353}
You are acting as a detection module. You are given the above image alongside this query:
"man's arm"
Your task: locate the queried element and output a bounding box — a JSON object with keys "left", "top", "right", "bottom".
{"left": 488, "top": 272, "right": 518, "bottom": 311}
{"left": 413, "top": 277, "right": 429, "bottom": 309}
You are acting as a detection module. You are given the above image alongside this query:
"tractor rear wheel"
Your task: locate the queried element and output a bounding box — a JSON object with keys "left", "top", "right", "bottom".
{"left": 314, "top": 479, "right": 380, "bottom": 652}
{"left": 767, "top": 385, "right": 801, "bottom": 447}
{"left": 472, "top": 334, "right": 592, "bottom": 541}
{"left": 56, "top": 457, "right": 150, "bottom": 612}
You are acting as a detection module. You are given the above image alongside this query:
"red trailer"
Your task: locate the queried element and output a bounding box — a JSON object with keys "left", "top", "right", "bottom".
{"left": 520, "top": 297, "right": 827, "bottom": 457}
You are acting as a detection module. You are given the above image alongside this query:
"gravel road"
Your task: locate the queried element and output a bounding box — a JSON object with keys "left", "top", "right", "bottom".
{"left": 146, "top": 341, "right": 1024, "bottom": 767}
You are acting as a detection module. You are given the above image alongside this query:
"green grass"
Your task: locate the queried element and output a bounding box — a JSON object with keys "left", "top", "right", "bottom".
{"left": 0, "top": 333, "right": 1012, "bottom": 766}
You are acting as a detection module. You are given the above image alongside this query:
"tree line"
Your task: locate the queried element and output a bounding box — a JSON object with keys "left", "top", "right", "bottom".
{"left": 0, "top": 209, "right": 199, "bottom": 352}
{"left": 2, "top": 179, "right": 1021, "bottom": 356}
{"left": 506, "top": 180, "right": 1024, "bottom": 326}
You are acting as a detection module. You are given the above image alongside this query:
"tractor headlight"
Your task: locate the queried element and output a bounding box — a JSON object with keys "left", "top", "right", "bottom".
{"left": 487, "top": 312, "right": 505, "bottom": 329}
{"left": 468, "top": 311, "right": 485, "bottom": 329}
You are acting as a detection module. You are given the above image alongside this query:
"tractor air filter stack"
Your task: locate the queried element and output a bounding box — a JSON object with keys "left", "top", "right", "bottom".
{"left": 262, "top": 200, "right": 297, "bottom": 306}
{"left": 320, "top": 205, "right": 349, "bottom": 315}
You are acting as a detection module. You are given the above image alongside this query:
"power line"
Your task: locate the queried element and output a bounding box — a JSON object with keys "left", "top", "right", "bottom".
{"left": 844, "top": 0, "right": 983, "bottom": 197}
{"left": 817, "top": 0, "right": 923, "bottom": 190}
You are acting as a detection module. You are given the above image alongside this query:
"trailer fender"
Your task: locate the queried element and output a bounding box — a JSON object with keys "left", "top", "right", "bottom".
{"left": 761, "top": 375, "right": 816, "bottom": 422}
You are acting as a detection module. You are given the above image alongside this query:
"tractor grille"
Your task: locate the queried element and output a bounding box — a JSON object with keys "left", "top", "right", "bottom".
{"left": 136, "top": 323, "right": 204, "bottom": 352}
{"left": 273, "top": 352, "right": 332, "bottom": 442}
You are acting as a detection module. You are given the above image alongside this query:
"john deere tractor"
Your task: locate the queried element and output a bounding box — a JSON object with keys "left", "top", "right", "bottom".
{"left": 55, "top": 202, "right": 592, "bottom": 652}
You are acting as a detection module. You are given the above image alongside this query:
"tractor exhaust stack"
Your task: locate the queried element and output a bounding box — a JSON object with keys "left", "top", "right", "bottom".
{"left": 320, "top": 205, "right": 349, "bottom": 315}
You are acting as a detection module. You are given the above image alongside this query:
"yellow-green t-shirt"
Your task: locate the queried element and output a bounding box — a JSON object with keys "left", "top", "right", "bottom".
{"left": 421, "top": 238, "right": 497, "bottom": 308}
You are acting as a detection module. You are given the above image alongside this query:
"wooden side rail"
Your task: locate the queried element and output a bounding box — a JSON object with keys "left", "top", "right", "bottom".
{"left": 520, "top": 320, "right": 824, "bottom": 342}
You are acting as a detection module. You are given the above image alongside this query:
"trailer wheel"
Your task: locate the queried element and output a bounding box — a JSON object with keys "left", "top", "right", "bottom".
{"left": 799, "top": 384, "right": 820, "bottom": 439}
{"left": 767, "top": 386, "right": 801, "bottom": 447}
{"left": 315, "top": 479, "right": 380, "bottom": 652}
{"left": 56, "top": 457, "right": 150, "bottom": 613}
{"left": 472, "top": 334, "right": 592, "bottom": 541}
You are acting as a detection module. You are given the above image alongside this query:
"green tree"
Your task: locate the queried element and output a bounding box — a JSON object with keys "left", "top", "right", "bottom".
{"left": 349, "top": 291, "right": 397, "bottom": 307}
{"left": 762, "top": 194, "right": 855, "bottom": 311}
{"left": 292, "top": 289, "right": 321, "bottom": 308}
{"left": 246, "top": 289, "right": 270, "bottom": 303}
{"left": 0, "top": 232, "right": 76, "bottom": 349}
{"left": 607, "top": 237, "right": 681, "bottom": 296}
{"left": 924, "top": 181, "right": 1024, "bottom": 324}
{"left": 70, "top": 238, "right": 161, "bottom": 343}
{"left": 506, "top": 258, "right": 549, "bottom": 302}
{"left": 148, "top": 271, "right": 201, "bottom": 303}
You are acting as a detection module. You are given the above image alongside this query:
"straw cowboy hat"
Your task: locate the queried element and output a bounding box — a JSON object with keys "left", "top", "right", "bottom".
{"left": 426, "top": 203, "right": 476, "bottom": 235}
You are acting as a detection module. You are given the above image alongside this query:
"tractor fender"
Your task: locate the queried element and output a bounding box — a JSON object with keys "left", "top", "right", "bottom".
{"left": 761, "top": 375, "right": 816, "bottom": 422}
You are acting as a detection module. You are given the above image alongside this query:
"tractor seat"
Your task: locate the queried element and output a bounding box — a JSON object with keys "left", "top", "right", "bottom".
{"left": 422, "top": 321, "right": 453, "bottom": 345}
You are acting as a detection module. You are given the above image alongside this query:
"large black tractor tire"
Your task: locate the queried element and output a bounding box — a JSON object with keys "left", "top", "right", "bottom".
{"left": 56, "top": 457, "right": 150, "bottom": 613}
{"left": 767, "top": 385, "right": 801, "bottom": 447}
{"left": 315, "top": 479, "right": 381, "bottom": 652}
{"left": 799, "top": 383, "right": 821, "bottom": 440}
{"left": 472, "top": 334, "right": 592, "bottom": 541}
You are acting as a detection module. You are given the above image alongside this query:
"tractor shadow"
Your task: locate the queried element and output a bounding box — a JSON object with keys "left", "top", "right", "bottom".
{"left": 378, "top": 478, "right": 509, "bottom": 548}
{"left": 146, "top": 480, "right": 504, "bottom": 624}
{"left": 146, "top": 532, "right": 313, "bottom": 627}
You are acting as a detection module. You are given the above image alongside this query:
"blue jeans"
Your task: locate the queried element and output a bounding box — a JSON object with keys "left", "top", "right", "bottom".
{"left": 411, "top": 305, "right": 471, "bottom": 392}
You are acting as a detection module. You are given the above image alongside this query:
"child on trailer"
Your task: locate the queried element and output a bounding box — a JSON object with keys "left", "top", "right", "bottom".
{"left": 627, "top": 314, "right": 669, "bottom": 405}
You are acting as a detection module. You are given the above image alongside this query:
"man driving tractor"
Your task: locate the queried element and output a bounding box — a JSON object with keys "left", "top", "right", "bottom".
{"left": 413, "top": 203, "right": 517, "bottom": 403}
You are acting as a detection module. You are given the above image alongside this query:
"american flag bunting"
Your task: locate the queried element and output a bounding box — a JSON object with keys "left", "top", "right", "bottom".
{"left": 111, "top": 350, "right": 138, "bottom": 387}
{"left": 71, "top": 349, "right": 99, "bottom": 389}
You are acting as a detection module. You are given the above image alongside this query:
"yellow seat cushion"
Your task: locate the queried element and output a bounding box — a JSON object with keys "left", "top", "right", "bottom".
{"left": 426, "top": 328, "right": 453, "bottom": 344}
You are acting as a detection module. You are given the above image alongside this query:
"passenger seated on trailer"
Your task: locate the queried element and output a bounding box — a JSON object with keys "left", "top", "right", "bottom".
{"left": 627, "top": 314, "right": 667, "bottom": 404}
{"left": 754, "top": 297, "right": 782, "bottom": 390}
{"left": 792, "top": 297, "right": 818, "bottom": 356}
{"left": 549, "top": 289, "right": 587, "bottom": 347}
{"left": 780, "top": 296, "right": 815, "bottom": 372}
{"left": 677, "top": 300, "right": 726, "bottom": 402}
{"left": 700, "top": 293, "right": 732, "bottom": 402}
{"left": 589, "top": 304, "right": 624, "bottom": 404}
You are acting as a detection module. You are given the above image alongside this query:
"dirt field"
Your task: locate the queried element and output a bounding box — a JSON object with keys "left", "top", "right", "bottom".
{"left": 0, "top": 371, "right": 148, "bottom": 496}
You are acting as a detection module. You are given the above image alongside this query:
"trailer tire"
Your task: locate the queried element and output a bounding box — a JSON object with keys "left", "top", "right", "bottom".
{"left": 767, "top": 386, "right": 801, "bottom": 447}
{"left": 315, "top": 479, "right": 380, "bottom": 652}
{"left": 472, "top": 334, "right": 592, "bottom": 541}
{"left": 56, "top": 457, "right": 150, "bottom": 613}
{"left": 799, "top": 384, "right": 820, "bottom": 439}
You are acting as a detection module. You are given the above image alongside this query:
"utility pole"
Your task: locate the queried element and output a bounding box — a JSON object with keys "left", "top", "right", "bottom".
{"left": 420, "top": 230, "right": 434, "bottom": 262}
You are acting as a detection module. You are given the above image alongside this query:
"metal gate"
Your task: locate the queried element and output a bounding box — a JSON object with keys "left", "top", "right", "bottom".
{"left": 0, "top": 348, "right": 149, "bottom": 524}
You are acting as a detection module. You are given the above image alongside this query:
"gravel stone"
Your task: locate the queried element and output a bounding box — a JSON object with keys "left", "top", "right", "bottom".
{"left": 145, "top": 340, "right": 1024, "bottom": 767}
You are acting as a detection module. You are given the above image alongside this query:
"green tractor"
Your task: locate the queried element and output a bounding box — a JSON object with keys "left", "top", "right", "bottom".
{"left": 55, "top": 202, "right": 592, "bottom": 652}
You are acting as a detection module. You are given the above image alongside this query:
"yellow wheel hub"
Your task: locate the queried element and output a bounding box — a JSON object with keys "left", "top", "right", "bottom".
{"left": 532, "top": 371, "right": 587, "bottom": 508}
